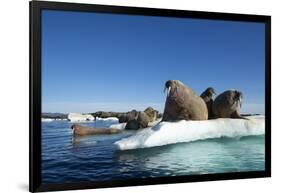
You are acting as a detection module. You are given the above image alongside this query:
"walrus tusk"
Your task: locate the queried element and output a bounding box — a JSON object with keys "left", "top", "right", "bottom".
{"left": 167, "top": 86, "right": 171, "bottom": 97}
{"left": 164, "top": 86, "right": 171, "bottom": 97}
{"left": 239, "top": 97, "right": 242, "bottom": 108}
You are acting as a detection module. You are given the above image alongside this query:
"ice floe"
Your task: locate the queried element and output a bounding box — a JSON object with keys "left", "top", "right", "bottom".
{"left": 115, "top": 116, "right": 265, "bottom": 150}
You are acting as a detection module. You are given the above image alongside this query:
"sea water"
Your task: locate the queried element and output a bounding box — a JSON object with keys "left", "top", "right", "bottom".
{"left": 41, "top": 119, "right": 265, "bottom": 184}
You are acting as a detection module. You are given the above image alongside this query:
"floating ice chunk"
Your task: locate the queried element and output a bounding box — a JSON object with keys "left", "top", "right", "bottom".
{"left": 115, "top": 116, "right": 265, "bottom": 150}
{"left": 68, "top": 113, "right": 95, "bottom": 122}
{"left": 41, "top": 118, "right": 54, "bottom": 122}
{"left": 96, "top": 117, "right": 119, "bottom": 122}
{"left": 109, "top": 123, "right": 127, "bottom": 130}
{"left": 95, "top": 117, "right": 119, "bottom": 127}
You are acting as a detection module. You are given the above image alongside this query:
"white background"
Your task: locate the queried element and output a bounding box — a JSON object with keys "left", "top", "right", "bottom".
{"left": 0, "top": 0, "right": 279, "bottom": 192}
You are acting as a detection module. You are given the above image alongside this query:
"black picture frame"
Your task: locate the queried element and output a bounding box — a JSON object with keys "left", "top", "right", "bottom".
{"left": 29, "top": 1, "right": 271, "bottom": 192}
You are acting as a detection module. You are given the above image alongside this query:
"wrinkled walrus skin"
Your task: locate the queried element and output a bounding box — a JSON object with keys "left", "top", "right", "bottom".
{"left": 212, "top": 90, "right": 247, "bottom": 119}
{"left": 162, "top": 80, "right": 208, "bottom": 121}
{"left": 71, "top": 124, "right": 121, "bottom": 136}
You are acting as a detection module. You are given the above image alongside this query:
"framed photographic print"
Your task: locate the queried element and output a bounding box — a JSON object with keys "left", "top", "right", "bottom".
{"left": 30, "top": 1, "right": 271, "bottom": 192}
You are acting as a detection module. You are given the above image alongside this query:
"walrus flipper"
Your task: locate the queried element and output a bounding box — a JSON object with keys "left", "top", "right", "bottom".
{"left": 230, "top": 111, "right": 249, "bottom": 120}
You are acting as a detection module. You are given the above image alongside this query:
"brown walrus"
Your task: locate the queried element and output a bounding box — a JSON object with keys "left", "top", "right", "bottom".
{"left": 118, "top": 110, "right": 138, "bottom": 123}
{"left": 144, "top": 107, "right": 159, "bottom": 122}
{"left": 200, "top": 87, "right": 216, "bottom": 119}
{"left": 162, "top": 80, "right": 208, "bottom": 121}
{"left": 71, "top": 124, "right": 121, "bottom": 136}
{"left": 125, "top": 111, "right": 150, "bottom": 130}
{"left": 212, "top": 90, "right": 246, "bottom": 119}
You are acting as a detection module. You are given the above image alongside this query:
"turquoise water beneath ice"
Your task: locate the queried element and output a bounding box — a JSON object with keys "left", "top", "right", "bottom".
{"left": 41, "top": 120, "right": 265, "bottom": 184}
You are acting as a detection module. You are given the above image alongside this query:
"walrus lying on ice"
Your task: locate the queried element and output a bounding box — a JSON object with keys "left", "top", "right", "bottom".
{"left": 162, "top": 80, "right": 208, "bottom": 121}
{"left": 71, "top": 124, "right": 121, "bottom": 136}
{"left": 212, "top": 90, "right": 247, "bottom": 119}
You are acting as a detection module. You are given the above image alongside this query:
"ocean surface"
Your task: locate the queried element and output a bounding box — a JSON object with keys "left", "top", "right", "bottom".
{"left": 41, "top": 119, "right": 265, "bottom": 184}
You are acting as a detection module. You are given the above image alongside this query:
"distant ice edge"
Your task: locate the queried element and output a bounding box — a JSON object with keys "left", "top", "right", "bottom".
{"left": 114, "top": 116, "right": 265, "bottom": 150}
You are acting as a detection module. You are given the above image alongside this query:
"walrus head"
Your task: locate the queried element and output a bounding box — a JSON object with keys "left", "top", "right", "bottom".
{"left": 231, "top": 90, "right": 243, "bottom": 108}
{"left": 70, "top": 124, "right": 78, "bottom": 135}
{"left": 71, "top": 124, "right": 81, "bottom": 130}
{"left": 203, "top": 87, "right": 216, "bottom": 98}
{"left": 164, "top": 80, "right": 184, "bottom": 97}
{"left": 164, "top": 80, "right": 172, "bottom": 97}
{"left": 71, "top": 124, "right": 75, "bottom": 130}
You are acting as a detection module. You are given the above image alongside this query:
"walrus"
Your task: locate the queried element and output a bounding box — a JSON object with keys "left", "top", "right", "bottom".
{"left": 144, "top": 107, "right": 159, "bottom": 122}
{"left": 162, "top": 80, "right": 208, "bottom": 121}
{"left": 71, "top": 124, "right": 121, "bottom": 136}
{"left": 200, "top": 87, "right": 216, "bottom": 119}
{"left": 118, "top": 110, "right": 138, "bottom": 123}
{"left": 212, "top": 90, "right": 246, "bottom": 119}
{"left": 125, "top": 111, "right": 150, "bottom": 130}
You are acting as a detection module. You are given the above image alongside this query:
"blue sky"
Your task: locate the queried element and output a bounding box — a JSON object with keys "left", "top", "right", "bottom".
{"left": 42, "top": 10, "right": 265, "bottom": 114}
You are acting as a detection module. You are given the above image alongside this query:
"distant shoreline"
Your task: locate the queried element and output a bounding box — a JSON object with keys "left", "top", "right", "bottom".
{"left": 42, "top": 112, "right": 262, "bottom": 120}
